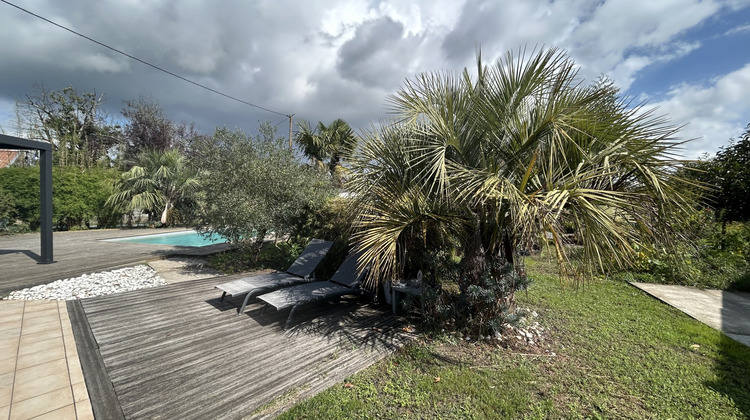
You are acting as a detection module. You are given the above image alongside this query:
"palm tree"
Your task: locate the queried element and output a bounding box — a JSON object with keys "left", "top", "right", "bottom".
{"left": 348, "top": 47, "right": 694, "bottom": 295}
{"left": 295, "top": 119, "right": 357, "bottom": 186}
{"left": 106, "top": 149, "right": 200, "bottom": 225}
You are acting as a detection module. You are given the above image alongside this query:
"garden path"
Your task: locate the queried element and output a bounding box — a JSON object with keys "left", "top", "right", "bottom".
{"left": 631, "top": 282, "right": 750, "bottom": 347}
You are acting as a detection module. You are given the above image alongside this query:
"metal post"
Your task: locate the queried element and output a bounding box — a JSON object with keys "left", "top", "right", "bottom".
{"left": 38, "top": 148, "right": 55, "bottom": 264}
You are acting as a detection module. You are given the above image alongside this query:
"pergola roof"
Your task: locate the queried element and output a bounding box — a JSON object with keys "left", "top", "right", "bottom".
{"left": 0, "top": 134, "right": 52, "bottom": 151}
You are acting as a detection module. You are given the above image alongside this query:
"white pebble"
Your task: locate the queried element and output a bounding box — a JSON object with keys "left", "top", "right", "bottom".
{"left": 4, "top": 265, "right": 166, "bottom": 300}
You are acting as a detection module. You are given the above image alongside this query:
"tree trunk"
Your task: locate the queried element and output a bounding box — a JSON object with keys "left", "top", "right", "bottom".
{"left": 252, "top": 228, "right": 267, "bottom": 262}
{"left": 161, "top": 200, "right": 171, "bottom": 225}
{"left": 330, "top": 155, "right": 342, "bottom": 188}
{"left": 459, "top": 226, "right": 485, "bottom": 293}
{"left": 502, "top": 232, "right": 515, "bottom": 266}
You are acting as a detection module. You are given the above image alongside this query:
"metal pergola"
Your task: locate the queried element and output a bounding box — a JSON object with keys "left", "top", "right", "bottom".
{"left": 0, "top": 133, "right": 55, "bottom": 263}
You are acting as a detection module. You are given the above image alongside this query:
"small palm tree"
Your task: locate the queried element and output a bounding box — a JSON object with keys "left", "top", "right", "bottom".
{"left": 295, "top": 119, "right": 357, "bottom": 186}
{"left": 107, "top": 149, "right": 200, "bottom": 225}
{"left": 348, "top": 47, "right": 694, "bottom": 293}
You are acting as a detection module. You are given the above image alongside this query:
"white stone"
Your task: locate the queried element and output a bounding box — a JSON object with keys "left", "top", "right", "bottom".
{"left": 3, "top": 265, "right": 167, "bottom": 301}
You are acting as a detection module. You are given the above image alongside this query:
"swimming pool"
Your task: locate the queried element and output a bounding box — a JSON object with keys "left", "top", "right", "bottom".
{"left": 104, "top": 230, "right": 229, "bottom": 247}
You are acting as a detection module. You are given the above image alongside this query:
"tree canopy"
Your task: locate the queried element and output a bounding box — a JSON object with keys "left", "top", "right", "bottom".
{"left": 106, "top": 149, "right": 200, "bottom": 226}
{"left": 707, "top": 123, "right": 750, "bottom": 222}
{"left": 15, "top": 85, "right": 120, "bottom": 168}
{"left": 295, "top": 118, "right": 357, "bottom": 187}
{"left": 192, "top": 123, "right": 333, "bottom": 250}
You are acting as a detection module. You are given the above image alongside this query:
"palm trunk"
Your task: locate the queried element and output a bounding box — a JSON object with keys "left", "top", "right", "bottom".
{"left": 460, "top": 224, "right": 485, "bottom": 294}
{"left": 503, "top": 232, "right": 515, "bottom": 266}
{"left": 160, "top": 200, "right": 171, "bottom": 225}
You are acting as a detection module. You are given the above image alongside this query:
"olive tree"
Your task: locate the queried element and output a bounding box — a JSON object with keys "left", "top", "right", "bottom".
{"left": 192, "top": 123, "right": 333, "bottom": 257}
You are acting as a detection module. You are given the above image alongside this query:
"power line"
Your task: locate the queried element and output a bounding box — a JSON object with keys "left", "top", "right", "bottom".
{"left": 0, "top": 0, "right": 291, "bottom": 118}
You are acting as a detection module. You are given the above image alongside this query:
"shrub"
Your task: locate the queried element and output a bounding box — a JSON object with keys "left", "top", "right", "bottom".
{"left": 54, "top": 167, "right": 120, "bottom": 229}
{"left": 0, "top": 188, "right": 14, "bottom": 231}
{"left": 192, "top": 124, "right": 333, "bottom": 261}
{"left": 0, "top": 166, "right": 121, "bottom": 231}
{"left": 0, "top": 166, "right": 40, "bottom": 229}
{"left": 619, "top": 213, "right": 750, "bottom": 290}
{"left": 208, "top": 241, "right": 303, "bottom": 274}
{"left": 288, "top": 196, "right": 356, "bottom": 280}
{"left": 416, "top": 250, "right": 532, "bottom": 337}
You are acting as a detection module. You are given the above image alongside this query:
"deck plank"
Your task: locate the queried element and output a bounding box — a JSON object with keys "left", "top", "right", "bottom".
{"left": 79, "top": 275, "right": 410, "bottom": 419}
{"left": 0, "top": 229, "right": 230, "bottom": 294}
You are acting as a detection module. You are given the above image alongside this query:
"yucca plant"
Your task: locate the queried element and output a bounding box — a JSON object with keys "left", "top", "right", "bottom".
{"left": 348, "top": 47, "right": 695, "bottom": 318}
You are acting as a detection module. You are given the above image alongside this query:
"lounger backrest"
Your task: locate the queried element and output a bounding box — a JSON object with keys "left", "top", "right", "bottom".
{"left": 329, "top": 252, "right": 367, "bottom": 289}
{"left": 285, "top": 239, "right": 334, "bottom": 278}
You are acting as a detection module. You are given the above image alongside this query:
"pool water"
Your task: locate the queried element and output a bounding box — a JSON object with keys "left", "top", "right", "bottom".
{"left": 104, "top": 230, "right": 228, "bottom": 247}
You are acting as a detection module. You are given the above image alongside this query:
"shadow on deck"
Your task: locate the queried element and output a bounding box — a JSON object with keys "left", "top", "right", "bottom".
{"left": 70, "top": 274, "right": 412, "bottom": 419}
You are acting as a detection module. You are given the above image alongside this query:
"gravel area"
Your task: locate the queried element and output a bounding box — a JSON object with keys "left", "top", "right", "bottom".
{"left": 3, "top": 265, "right": 167, "bottom": 300}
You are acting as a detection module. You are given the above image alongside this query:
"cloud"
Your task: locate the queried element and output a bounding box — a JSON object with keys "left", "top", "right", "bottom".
{"left": 647, "top": 63, "right": 750, "bottom": 158}
{"left": 0, "top": 0, "right": 746, "bottom": 159}
{"left": 337, "top": 17, "right": 429, "bottom": 90}
{"left": 566, "top": 0, "right": 721, "bottom": 83}
{"left": 724, "top": 24, "right": 750, "bottom": 36}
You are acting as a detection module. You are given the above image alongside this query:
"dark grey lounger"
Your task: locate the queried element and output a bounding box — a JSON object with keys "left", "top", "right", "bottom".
{"left": 257, "top": 252, "right": 368, "bottom": 329}
{"left": 215, "top": 239, "right": 333, "bottom": 314}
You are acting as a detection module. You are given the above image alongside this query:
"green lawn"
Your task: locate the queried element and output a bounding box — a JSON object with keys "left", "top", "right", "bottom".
{"left": 278, "top": 256, "right": 750, "bottom": 419}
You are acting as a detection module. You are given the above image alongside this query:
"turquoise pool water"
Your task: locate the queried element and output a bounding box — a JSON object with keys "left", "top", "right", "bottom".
{"left": 105, "top": 230, "right": 228, "bottom": 247}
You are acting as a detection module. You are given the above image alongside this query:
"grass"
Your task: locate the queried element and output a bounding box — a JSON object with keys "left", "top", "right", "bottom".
{"left": 278, "top": 254, "right": 750, "bottom": 419}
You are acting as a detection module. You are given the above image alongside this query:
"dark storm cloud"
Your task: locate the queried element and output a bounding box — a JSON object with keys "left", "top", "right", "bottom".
{"left": 337, "top": 17, "right": 406, "bottom": 89}
{"left": 0, "top": 0, "right": 747, "bottom": 158}
{"left": 0, "top": 0, "right": 325, "bottom": 135}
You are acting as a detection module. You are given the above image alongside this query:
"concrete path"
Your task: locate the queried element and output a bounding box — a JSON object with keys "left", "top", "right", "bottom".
{"left": 631, "top": 282, "right": 750, "bottom": 347}
{"left": 0, "top": 300, "right": 93, "bottom": 419}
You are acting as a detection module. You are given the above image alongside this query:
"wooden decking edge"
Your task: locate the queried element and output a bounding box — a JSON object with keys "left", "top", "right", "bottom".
{"left": 67, "top": 299, "right": 127, "bottom": 420}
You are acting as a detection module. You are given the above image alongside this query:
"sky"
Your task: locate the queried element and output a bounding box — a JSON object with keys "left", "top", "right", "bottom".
{"left": 1, "top": 0, "right": 749, "bottom": 159}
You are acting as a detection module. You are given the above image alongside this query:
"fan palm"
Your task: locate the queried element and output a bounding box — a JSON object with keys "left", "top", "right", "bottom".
{"left": 295, "top": 118, "right": 357, "bottom": 186}
{"left": 348, "top": 47, "right": 694, "bottom": 291}
{"left": 106, "top": 149, "right": 200, "bottom": 225}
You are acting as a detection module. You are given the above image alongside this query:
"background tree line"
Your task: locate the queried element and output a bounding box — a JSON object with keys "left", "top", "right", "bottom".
{"left": 1, "top": 85, "right": 201, "bottom": 231}
{"left": 0, "top": 85, "right": 335, "bottom": 233}
{"left": 0, "top": 84, "right": 355, "bottom": 239}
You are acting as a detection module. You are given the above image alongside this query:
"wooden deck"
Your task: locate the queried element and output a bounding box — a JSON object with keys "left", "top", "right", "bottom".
{"left": 74, "top": 275, "right": 410, "bottom": 419}
{"left": 0, "top": 229, "right": 230, "bottom": 294}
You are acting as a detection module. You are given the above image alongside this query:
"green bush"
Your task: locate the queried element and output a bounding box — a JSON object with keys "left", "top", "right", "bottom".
{"left": 416, "top": 250, "right": 532, "bottom": 338}
{"left": 620, "top": 213, "right": 750, "bottom": 290}
{"left": 288, "top": 196, "right": 356, "bottom": 280}
{"left": 0, "top": 188, "right": 14, "bottom": 231}
{"left": 53, "top": 167, "right": 121, "bottom": 229}
{"left": 192, "top": 124, "right": 333, "bottom": 261}
{"left": 0, "top": 165, "right": 121, "bottom": 231}
{"left": 0, "top": 166, "right": 42, "bottom": 229}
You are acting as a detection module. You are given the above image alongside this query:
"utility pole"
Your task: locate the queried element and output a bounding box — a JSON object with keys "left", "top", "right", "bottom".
{"left": 288, "top": 114, "right": 294, "bottom": 151}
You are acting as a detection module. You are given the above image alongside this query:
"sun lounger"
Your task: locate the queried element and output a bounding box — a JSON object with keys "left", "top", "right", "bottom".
{"left": 257, "top": 252, "right": 369, "bottom": 329}
{"left": 215, "top": 239, "right": 333, "bottom": 314}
